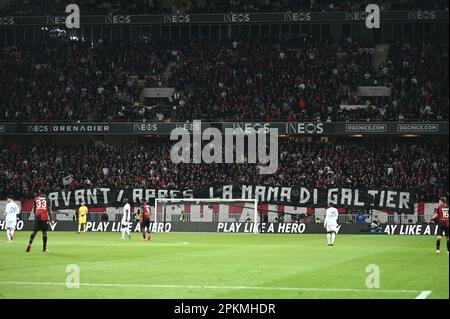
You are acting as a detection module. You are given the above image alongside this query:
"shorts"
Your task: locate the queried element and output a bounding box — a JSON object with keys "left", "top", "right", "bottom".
{"left": 33, "top": 219, "right": 48, "bottom": 232}
{"left": 437, "top": 221, "right": 449, "bottom": 237}
{"left": 121, "top": 221, "right": 130, "bottom": 230}
{"left": 141, "top": 219, "right": 150, "bottom": 230}
{"left": 5, "top": 220, "right": 16, "bottom": 229}
{"left": 326, "top": 223, "right": 338, "bottom": 233}
{"left": 79, "top": 217, "right": 87, "bottom": 224}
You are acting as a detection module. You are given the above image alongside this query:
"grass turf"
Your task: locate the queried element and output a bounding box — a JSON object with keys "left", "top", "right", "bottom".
{"left": 0, "top": 231, "right": 448, "bottom": 299}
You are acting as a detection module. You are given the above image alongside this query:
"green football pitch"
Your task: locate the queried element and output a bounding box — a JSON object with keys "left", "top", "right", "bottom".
{"left": 0, "top": 232, "right": 448, "bottom": 299}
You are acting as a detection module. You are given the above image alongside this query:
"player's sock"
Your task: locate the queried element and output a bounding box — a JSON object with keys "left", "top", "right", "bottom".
{"left": 10, "top": 229, "right": 14, "bottom": 240}
{"left": 77, "top": 224, "right": 81, "bottom": 233}
{"left": 43, "top": 235, "right": 48, "bottom": 252}
{"left": 331, "top": 233, "right": 336, "bottom": 244}
{"left": 121, "top": 229, "right": 126, "bottom": 239}
{"left": 29, "top": 233, "right": 36, "bottom": 245}
{"left": 6, "top": 229, "right": 11, "bottom": 241}
{"left": 327, "top": 233, "right": 331, "bottom": 245}
{"left": 142, "top": 232, "right": 146, "bottom": 239}
{"left": 26, "top": 232, "right": 36, "bottom": 252}
{"left": 436, "top": 239, "right": 441, "bottom": 252}
{"left": 147, "top": 234, "right": 151, "bottom": 241}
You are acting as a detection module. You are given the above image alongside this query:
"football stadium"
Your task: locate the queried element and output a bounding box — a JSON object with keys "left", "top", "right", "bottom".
{"left": 0, "top": 0, "right": 449, "bottom": 302}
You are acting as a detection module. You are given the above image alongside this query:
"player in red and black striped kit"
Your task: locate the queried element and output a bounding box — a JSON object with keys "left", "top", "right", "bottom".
{"left": 433, "top": 197, "right": 449, "bottom": 255}
{"left": 26, "top": 189, "right": 53, "bottom": 253}
{"left": 140, "top": 199, "right": 152, "bottom": 241}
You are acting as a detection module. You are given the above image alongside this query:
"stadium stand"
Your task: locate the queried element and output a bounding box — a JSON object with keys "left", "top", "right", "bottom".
{"left": 0, "top": 39, "right": 448, "bottom": 122}
{"left": 0, "top": 0, "right": 448, "bottom": 15}
{"left": 0, "top": 139, "right": 448, "bottom": 202}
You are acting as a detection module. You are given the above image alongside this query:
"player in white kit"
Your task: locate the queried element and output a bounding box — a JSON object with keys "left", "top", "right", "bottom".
{"left": 120, "top": 198, "right": 132, "bottom": 240}
{"left": 324, "top": 203, "right": 340, "bottom": 246}
{"left": 4, "top": 195, "right": 20, "bottom": 242}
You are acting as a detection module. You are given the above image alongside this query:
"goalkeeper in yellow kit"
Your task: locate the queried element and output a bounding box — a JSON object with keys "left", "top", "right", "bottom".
{"left": 77, "top": 202, "right": 88, "bottom": 233}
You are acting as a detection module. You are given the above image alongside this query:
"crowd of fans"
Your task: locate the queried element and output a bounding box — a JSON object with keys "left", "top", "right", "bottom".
{"left": 1, "top": 0, "right": 447, "bottom": 15}
{"left": 193, "top": 0, "right": 449, "bottom": 13}
{"left": 0, "top": 138, "right": 448, "bottom": 202}
{"left": 1, "top": 38, "right": 448, "bottom": 122}
{"left": 168, "top": 39, "right": 449, "bottom": 121}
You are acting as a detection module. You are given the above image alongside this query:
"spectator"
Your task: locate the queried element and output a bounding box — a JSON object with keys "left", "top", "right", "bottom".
{"left": 356, "top": 211, "right": 367, "bottom": 224}
{"left": 370, "top": 216, "right": 383, "bottom": 232}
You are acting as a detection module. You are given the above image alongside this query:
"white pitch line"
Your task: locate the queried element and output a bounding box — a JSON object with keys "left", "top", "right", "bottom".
{"left": 0, "top": 281, "right": 422, "bottom": 294}
{"left": 415, "top": 290, "right": 432, "bottom": 299}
